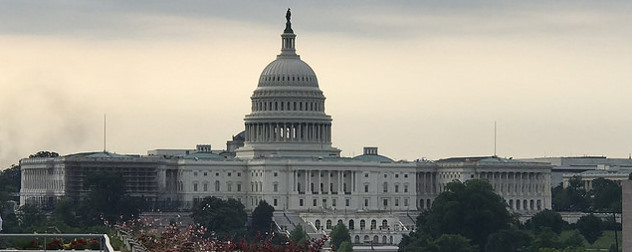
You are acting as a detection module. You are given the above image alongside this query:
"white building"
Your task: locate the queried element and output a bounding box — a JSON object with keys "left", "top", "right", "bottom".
{"left": 20, "top": 10, "right": 552, "bottom": 247}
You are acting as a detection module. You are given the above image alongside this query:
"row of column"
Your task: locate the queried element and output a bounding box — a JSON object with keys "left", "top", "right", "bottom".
{"left": 293, "top": 170, "right": 355, "bottom": 194}
{"left": 480, "top": 172, "right": 544, "bottom": 196}
{"left": 245, "top": 122, "right": 331, "bottom": 143}
{"left": 22, "top": 168, "right": 64, "bottom": 191}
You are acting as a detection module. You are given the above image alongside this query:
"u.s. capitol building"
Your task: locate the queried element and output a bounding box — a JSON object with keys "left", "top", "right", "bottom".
{"left": 20, "top": 10, "right": 551, "bottom": 246}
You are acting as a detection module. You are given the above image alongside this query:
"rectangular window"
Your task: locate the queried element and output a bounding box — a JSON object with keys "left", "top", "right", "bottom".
{"left": 193, "top": 183, "right": 198, "bottom": 192}
{"left": 395, "top": 198, "right": 399, "bottom": 206}
{"left": 300, "top": 199, "right": 304, "bottom": 206}
{"left": 228, "top": 183, "right": 232, "bottom": 192}
{"left": 395, "top": 185, "right": 399, "bottom": 193}
{"left": 364, "top": 185, "right": 369, "bottom": 193}
{"left": 313, "top": 199, "right": 317, "bottom": 206}
{"left": 237, "top": 184, "right": 242, "bottom": 192}
{"left": 404, "top": 185, "right": 408, "bottom": 193}
{"left": 383, "top": 199, "right": 388, "bottom": 207}
{"left": 404, "top": 198, "right": 409, "bottom": 206}
{"left": 273, "top": 199, "right": 278, "bottom": 206}
{"left": 332, "top": 199, "right": 337, "bottom": 207}
{"left": 364, "top": 199, "right": 369, "bottom": 207}
{"left": 203, "top": 183, "right": 208, "bottom": 192}
{"left": 274, "top": 183, "right": 278, "bottom": 192}
{"left": 345, "top": 198, "right": 350, "bottom": 207}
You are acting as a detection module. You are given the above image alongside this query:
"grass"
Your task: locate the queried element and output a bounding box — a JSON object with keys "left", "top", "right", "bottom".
{"left": 584, "top": 230, "right": 621, "bottom": 250}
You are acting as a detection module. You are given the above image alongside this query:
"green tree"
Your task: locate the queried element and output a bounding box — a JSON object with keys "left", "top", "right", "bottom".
{"left": 251, "top": 200, "right": 275, "bottom": 235}
{"left": 408, "top": 179, "right": 512, "bottom": 250}
{"left": 590, "top": 178, "right": 621, "bottom": 212}
{"left": 28, "top": 151, "right": 59, "bottom": 158}
{"left": 80, "top": 171, "right": 146, "bottom": 226}
{"left": 0, "top": 164, "right": 21, "bottom": 196}
{"left": 338, "top": 241, "right": 353, "bottom": 252}
{"left": 16, "top": 204, "right": 45, "bottom": 231}
{"left": 576, "top": 214, "right": 603, "bottom": 244}
{"left": 526, "top": 209, "right": 566, "bottom": 234}
{"left": 330, "top": 222, "right": 351, "bottom": 251}
{"left": 433, "top": 234, "right": 478, "bottom": 252}
{"left": 191, "top": 196, "right": 247, "bottom": 238}
{"left": 289, "top": 224, "right": 308, "bottom": 244}
{"left": 485, "top": 228, "right": 532, "bottom": 252}
{"left": 51, "top": 198, "right": 77, "bottom": 227}
{"left": 551, "top": 177, "right": 590, "bottom": 212}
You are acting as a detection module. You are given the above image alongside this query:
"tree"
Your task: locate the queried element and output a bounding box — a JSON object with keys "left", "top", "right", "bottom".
{"left": 526, "top": 209, "right": 566, "bottom": 234}
{"left": 16, "top": 204, "right": 45, "bottom": 231}
{"left": 485, "top": 228, "right": 532, "bottom": 252}
{"left": 28, "top": 151, "right": 59, "bottom": 158}
{"left": 80, "top": 171, "right": 146, "bottom": 226}
{"left": 590, "top": 178, "right": 621, "bottom": 212}
{"left": 338, "top": 241, "right": 353, "bottom": 252}
{"left": 191, "top": 196, "right": 247, "bottom": 238}
{"left": 329, "top": 222, "right": 351, "bottom": 251}
{"left": 433, "top": 234, "right": 478, "bottom": 252}
{"left": 251, "top": 200, "right": 275, "bottom": 236}
{"left": 289, "top": 224, "right": 308, "bottom": 244}
{"left": 576, "top": 214, "right": 603, "bottom": 244}
{"left": 407, "top": 179, "right": 512, "bottom": 250}
{"left": 51, "top": 198, "right": 78, "bottom": 227}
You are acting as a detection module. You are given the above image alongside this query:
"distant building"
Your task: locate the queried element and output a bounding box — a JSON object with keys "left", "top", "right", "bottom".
{"left": 521, "top": 156, "right": 632, "bottom": 188}
{"left": 19, "top": 11, "right": 551, "bottom": 246}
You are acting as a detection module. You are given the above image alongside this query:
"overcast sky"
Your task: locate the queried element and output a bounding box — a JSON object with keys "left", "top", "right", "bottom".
{"left": 2, "top": 1, "right": 632, "bottom": 169}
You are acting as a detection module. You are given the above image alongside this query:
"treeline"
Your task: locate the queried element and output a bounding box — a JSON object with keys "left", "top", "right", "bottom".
{"left": 552, "top": 176, "right": 622, "bottom": 213}
{"left": 399, "top": 179, "right": 621, "bottom": 252}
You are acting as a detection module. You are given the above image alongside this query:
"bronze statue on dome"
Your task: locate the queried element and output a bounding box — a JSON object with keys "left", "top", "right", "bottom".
{"left": 284, "top": 8, "right": 293, "bottom": 33}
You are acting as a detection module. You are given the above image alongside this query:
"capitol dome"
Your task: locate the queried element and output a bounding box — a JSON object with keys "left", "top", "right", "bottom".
{"left": 258, "top": 58, "right": 319, "bottom": 88}
{"left": 236, "top": 9, "right": 340, "bottom": 159}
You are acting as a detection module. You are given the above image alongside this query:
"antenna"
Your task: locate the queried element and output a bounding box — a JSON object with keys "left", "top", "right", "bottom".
{"left": 494, "top": 121, "right": 497, "bottom": 157}
{"left": 104, "top": 114, "right": 107, "bottom": 152}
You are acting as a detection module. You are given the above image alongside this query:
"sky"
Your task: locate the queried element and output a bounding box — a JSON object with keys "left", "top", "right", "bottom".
{"left": 1, "top": 1, "right": 632, "bottom": 169}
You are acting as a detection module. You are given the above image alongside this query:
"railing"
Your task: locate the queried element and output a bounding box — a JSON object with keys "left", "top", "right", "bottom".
{"left": 0, "top": 234, "right": 115, "bottom": 252}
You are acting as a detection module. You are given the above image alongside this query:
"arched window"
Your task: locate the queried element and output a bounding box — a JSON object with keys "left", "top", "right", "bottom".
{"left": 355, "top": 235, "right": 360, "bottom": 243}
{"left": 360, "top": 220, "right": 366, "bottom": 230}
{"left": 349, "top": 219, "right": 355, "bottom": 230}
{"left": 215, "top": 181, "right": 220, "bottom": 191}
{"left": 326, "top": 220, "right": 332, "bottom": 229}
{"left": 382, "top": 220, "right": 388, "bottom": 229}
{"left": 371, "top": 220, "right": 377, "bottom": 230}
{"left": 315, "top": 220, "right": 321, "bottom": 230}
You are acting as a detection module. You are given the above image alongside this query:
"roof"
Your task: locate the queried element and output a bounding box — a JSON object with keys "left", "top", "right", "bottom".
{"left": 183, "top": 152, "right": 226, "bottom": 160}
{"left": 352, "top": 154, "right": 394, "bottom": 163}
{"left": 436, "top": 156, "right": 521, "bottom": 163}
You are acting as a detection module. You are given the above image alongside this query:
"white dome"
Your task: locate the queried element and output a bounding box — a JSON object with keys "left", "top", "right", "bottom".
{"left": 258, "top": 57, "right": 319, "bottom": 88}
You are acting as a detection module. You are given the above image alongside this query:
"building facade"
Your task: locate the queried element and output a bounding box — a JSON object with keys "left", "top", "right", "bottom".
{"left": 20, "top": 11, "right": 552, "bottom": 246}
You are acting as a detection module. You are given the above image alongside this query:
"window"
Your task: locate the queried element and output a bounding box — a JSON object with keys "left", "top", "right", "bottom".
{"left": 332, "top": 199, "right": 337, "bottom": 207}
{"left": 365, "top": 173, "right": 369, "bottom": 178}
{"left": 204, "top": 183, "right": 208, "bottom": 192}
{"left": 364, "top": 185, "right": 369, "bottom": 193}
{"left": 300, "top": 198, "right": 304, "bottom": 206}
{"left": 204, "top": 172, "right": 207, "bottom": 176}
{"left": 395, "top": 185, "right": 399, "bottom": 193}
{"left": 326, "top": 220, "right": 332, "bottom": 229}
{"left": 237, "top": 183, "right": 242, "bottom": 192}
{"left": 364, "top": 199, "right": 369, "bottom": 207}
{"left": 237, "top": 172, "right": 241, "bottom": 177}
{"left": 193, "top": 183, "right": 198, "bottom": 192}
{"left": 274, "top": 172, "right": 278, "bottom": 177}
{"left": 227, "top": 183, "right": 232, "bottom": 192}
{"left": 345, "top": 198, "right": 350, "bottom": 207}
{"left": 395, "top": 174, "right": 399, "bottom": 178}
{"left": 395, "top": 198, "right": 399, "bottom": 206}
{"left": 383, "top": 199, "right": 388, "bottom": 207}
{"left": 360, "top": 220, "right": 366, "bottom": 230}
{"left": 404, "top": 198, "right": 409, "bottom": 206}
{"left": 404, "top": 174, "right": 408, "bottom": 178}
{"left": 273, "top": 199, "right": 278, "bottom": 206}
{"left": 194, "top": 172, "right": 198, "bottom": 176}
{"left": 313, "top": 199, "right": 317, "bottom": 206}
{"left": 273, "top": 183, "right": 278, "bottom": 192}
{"left": 383, "top": 182, "right": 388, "bottom": 193}
{"left": 215, "top": 181, "right": 220, "bottom": 191}
{"left": 228, "top": 172, "right": 232, "bottom": 177}
{"left": 404, "top": 185, "right": 408, "bottom": 193}
{"left": 384, "top": 174, "right": 387, "bottom": 178}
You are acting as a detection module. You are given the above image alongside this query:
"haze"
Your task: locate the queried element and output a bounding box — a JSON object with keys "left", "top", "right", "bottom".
{"left": 2, "top": 1, "right": 632, "bottom": 169}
